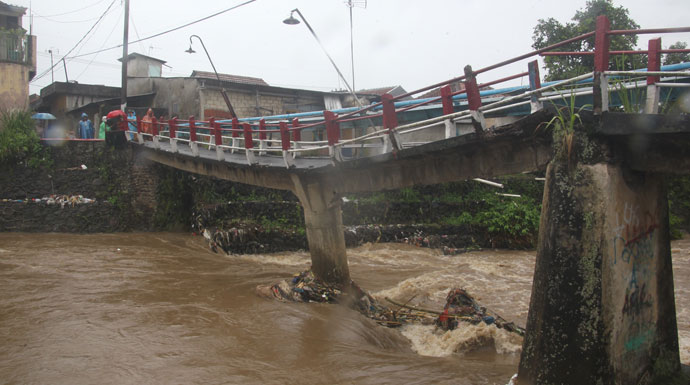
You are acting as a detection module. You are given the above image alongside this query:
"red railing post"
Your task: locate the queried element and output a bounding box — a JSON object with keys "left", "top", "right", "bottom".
{"left": 440, "top": 85, "right": 454, "bottom": 115}
{"left": 381, "top": 93, "right": 403, "bottom": 152}
{"left": 136, "top": 116, "right": 142, "bottom": 134}
{"left": 279, "top": 121, "right": 290, "bottom": 151}
{"left": 323, "top": 110, "right": 343, "bottom": 161}
{"left": 189, "top": 116, "right": 197, "bottom": 143}
{"left": 258, "top": 118, "right": 267, "bottom": 154}
{"left": 381, "top": 93, "right": 398, "bottom": 131}
{"left": 231, "top": 118, "right": 239, "bottom": 138}
{"left": 593, "top": 15, "right": 611, "bottom": 72}
{"left": 210, "top": 118, "right": 221, "bottom": 146}
{"left": 291, "top": 118, "right": 301, "bottom": 142}
{"left": 242, "top": 122, "right": 256, "bottom": 164}
{"left": 258, "top": 119, "right": 267, "bottom": 141}
{"left": 152, "top": 117, "right": 159, "bottom": 136}
{"left": 211, "top": 119, "right": 224, "bottom": 160}
{"left": 645, "top": 37, "right": 663, "bottom": 113}
{"left": 647, "top": 38, "right": 662, "bottom": 85}
{"left": 323, "top": 110, "right": 340, "bottom": 145}
{"left": 243, "top": 122, "right": 253, "bottom": 149}
{"left": 169, "top": 118, "right": 177, "bottom": 139}
{"left": 593, "top": 15, "right": 611, "bottom": 114}
{"left": 464, "top": 65, "right": 482, "bottom": 111}
{"left": 279, "top": 121, "right": 294, "bottom": 167}
{"left": 464, "top": 65, "right": 485, "bottom": 132}
{"left": 528, "top": 60, "right": 541, "bottom": 90}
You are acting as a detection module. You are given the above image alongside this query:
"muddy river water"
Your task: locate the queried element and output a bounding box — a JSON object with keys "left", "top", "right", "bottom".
{"left": 1, "top": 233, "right": 689, "bottom": 384}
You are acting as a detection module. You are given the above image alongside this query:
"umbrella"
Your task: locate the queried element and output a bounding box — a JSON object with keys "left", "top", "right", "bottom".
{"left": 31, "top": 113, "right": 57, "bottom": 120}
{"left": 106, "top": 110, "right": 126, "bottom": 120}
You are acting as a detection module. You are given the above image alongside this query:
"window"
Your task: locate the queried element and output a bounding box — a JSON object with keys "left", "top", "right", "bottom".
{"left": 148, "top": 64, "right": 161, "bottom": 77}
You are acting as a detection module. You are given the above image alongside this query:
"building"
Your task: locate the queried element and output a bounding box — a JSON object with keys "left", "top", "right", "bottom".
{"left": 31, "top": 82, "right": 121, "bottom": 135}
{"left": 124, "top": 53, "right": 354, "bottom": 121}
{"left": 0, "top": 1, "right": 36, "bottom": 110}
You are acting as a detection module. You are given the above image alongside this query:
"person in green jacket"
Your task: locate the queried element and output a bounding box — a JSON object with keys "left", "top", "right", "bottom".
{"left": 98, "top": 116, "right": 107, "bottom": 140}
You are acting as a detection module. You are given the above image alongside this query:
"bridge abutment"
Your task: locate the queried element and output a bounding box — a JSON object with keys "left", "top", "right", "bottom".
{"left": 291, "top": 176, "right": 350, "bottom": 285}
{"left": 518, "top": 157, "right": 680, "bottom": 384}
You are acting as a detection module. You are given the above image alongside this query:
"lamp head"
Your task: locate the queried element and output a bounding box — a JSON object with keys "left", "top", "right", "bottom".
{"left": 282, "top": 11, "right": 300, "bottom": 25}
{"left": 185, "top": 46, "right": 196, "bottom": 54}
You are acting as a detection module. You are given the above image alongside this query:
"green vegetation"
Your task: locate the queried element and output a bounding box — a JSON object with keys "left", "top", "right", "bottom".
{"left": 350, "top": 177, "right": 544, "bottom": 248}
{"left": 532, "top": 0, "right": 640, "bottom": 81}
{"left": 664, "top": 42, "right": 690, "bottom": 66}
{"left": 0, "top": 110, "right": 51, "bottom": 169}
{"left": 533, "top": 0, "right": 688, "bottom": 81}
{"left": 153, "top": 168, "right": 195, "bottom": 230}
{"left": 669, "top": 176, "right": 690, "bottom": 239}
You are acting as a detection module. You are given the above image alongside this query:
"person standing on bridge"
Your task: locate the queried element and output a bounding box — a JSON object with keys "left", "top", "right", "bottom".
{"left": 78, "top": 113, "right": 94, "bottom": 139}
{"left": 141, "top": 108, "right": 154, "bottom": 139}
{"left": 126, "top": 110, "right": 136, "bottom": 140}
{"left": 98, "top": 116, "right": 107, "bottom": 140}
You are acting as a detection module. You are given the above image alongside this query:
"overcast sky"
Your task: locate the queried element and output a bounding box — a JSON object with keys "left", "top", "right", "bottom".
{"left": 17, "top": 0, "right": 690, "bottom": 98}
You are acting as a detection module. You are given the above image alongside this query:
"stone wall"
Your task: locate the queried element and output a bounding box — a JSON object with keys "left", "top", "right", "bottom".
{"left": 201, "top": 88, "right": 284, "bottom": 119}
{"left": 0, "top": 142, "right": 158, "bottom": 232}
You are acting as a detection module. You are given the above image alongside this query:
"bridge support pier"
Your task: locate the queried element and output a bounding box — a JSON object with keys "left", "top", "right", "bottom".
{"left": 518, "top": 157, "right": 681, "bottom": 384}
{"left": 291, "top": 176, "right": 350, "bottom": 285}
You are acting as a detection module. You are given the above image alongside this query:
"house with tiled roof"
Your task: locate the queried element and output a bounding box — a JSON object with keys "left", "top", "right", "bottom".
{"left": 125, "top": 53, "right": 355, "bottom": 120}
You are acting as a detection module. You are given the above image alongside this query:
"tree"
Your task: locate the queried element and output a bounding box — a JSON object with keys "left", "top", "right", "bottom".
{"left": 532, "top": 0, "right": 640, "bottom": 81}
{"left": 664, "top": 41, "right": 690, "bottom": 65}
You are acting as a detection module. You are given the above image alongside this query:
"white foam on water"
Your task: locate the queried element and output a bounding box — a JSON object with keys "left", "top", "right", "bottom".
{"left": 233, "top": 251, "right": 310, "bottom": 267}
{"left": 371, "top": 270, "right": 469, "bottom": 306}
{"left": 348, "top": 243, "right": 447, "bottom": 268}
{"left": 400, "top": 323, "right": 523, "bottom": 357}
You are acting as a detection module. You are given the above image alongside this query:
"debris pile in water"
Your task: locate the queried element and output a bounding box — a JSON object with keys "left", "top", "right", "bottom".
{"left": 435, "top": 288, "right": 525, "bottom": 336}
{"left": 257, "top": 270, "right": 525, "bottom": 336}
{"left": 1, "top": 195, "right": 96, "bottom": 207}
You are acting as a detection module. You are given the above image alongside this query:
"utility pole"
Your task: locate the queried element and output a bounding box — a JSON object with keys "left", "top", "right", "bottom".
{"left": 48, "top": 49, "right": 54, "bottom": 83}
{"left": 348, "top": 0, "right": 355, "bottom": 92}
{"left": 121, "top": 0, "right": 129, "bottom": 111}
{"left": 62, "top": 58, "right": 68, "bottom": 82}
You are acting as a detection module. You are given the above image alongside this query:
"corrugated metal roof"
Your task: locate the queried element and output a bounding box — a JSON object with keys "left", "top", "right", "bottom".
{"left": 357, "top": 86, "right": 397, "bottom": 96}
{"left": 191, "top": 70, "right": 269, "bottom": 86}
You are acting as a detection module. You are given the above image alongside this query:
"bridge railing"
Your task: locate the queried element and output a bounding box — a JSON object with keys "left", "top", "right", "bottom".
{"left": 129, "top": 15, "right": 690, "bottom": 167}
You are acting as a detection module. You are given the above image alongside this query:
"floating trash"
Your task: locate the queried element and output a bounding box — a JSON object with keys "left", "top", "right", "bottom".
{"left": 257, "top": 270, "right": 525, "bottom": 336}
{"left": 1, "top": 195, "right": 96, "bottom": 207}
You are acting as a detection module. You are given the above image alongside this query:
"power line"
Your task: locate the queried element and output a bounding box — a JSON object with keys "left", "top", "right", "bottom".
{"left": 69, "top": 0, "right": 257, "bottom": 60}
{"left": 31, "top": 0, "right": 118, "bottom": 83}
{"left": 75, "top": 7, "right": 124, "bottom": 81}
{"left": 129, "top": 10, "right": 147, "bottom": 53}
{"left": 32, "top": 0, "right": 109, "bottom": 18}
{"left": 37, "top": 52, "right": 120, "bottom": 69}
{"left": 31, "top": 7, "right": 119, "bottom": 24}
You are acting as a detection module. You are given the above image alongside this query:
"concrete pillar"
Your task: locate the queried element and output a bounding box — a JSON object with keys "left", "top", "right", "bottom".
{"left": 517, "top": 159, "right": 680, "bottom": 385}
{"left": 291, "top": 175, "right": 350, "bottom": 285}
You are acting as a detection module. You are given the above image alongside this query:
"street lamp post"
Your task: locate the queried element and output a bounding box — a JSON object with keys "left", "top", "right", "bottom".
{"left": 186, "top": 34, "right": 237, "bottom": 118}
{"left": 283, "top": 8, "right": 363, "bottom": 109}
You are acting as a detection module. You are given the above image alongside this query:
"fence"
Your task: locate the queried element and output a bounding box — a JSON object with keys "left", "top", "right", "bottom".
{"left": 129, "top": 16, "right": 690, "bottom": 168}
